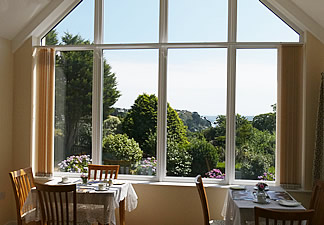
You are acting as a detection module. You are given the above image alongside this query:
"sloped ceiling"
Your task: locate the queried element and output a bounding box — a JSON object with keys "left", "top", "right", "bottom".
{"left": 0, "top": 0, "right": 51, "bottom": 40}
{"left": 0, "top": 0, "right": 324, "bottom": 52}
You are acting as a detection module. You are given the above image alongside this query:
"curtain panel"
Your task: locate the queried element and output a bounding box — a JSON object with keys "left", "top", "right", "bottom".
{"left": 34, "top": 48, "right": 55, "bottom": 176}
{"left": 278, "top": 45, "right": 303, "bottom": 188}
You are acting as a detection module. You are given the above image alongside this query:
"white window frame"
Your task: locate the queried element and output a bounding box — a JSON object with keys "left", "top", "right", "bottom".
{"left": 40, "top": 0, "right": 303, "bottom": 184}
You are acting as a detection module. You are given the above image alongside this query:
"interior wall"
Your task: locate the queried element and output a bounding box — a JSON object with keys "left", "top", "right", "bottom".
{"left": 303, "top": 31, "right": 324, "bottom": 190}
{"left": 12, "top": 37, "right": 33, "bottom": 170}
{"left": 0, "top": 37, "right": 15, "bottom": 225}
{"left": 124, "top": 184, "right": 227, "bottom": 225}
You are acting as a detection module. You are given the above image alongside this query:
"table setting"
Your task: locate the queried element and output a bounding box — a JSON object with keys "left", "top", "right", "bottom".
{"left": 22, "top": 176, "right": 138, "bottom": 225}
{"left": 222, "top": 183, "right": 304, "bottom": 225}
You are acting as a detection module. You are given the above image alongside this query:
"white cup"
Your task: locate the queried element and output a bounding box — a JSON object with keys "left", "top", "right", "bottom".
{"left": 62, "top": 176, "right": 68, "bottom": 183}
{"left": 98, "top": 183, "right": 105, "bottom": 190}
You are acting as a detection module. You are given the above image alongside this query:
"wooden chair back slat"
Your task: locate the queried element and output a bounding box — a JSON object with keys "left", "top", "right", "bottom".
{"left": 310, "top": 180, "right": 324, "bottom": 225}
{"left": 254, "top": 207, "right": 314, "bottom": 225}
{"left": 195, "top": 175, "right": 210, "bottom": 225}
{"left": 35, "top": 183, "right": 77, "bottom": 225}
{"left": 9, "top": 167, "right": 35, "bottom": 225}
{"left": 88, "top": 164, "right": 120, "bottom": 180}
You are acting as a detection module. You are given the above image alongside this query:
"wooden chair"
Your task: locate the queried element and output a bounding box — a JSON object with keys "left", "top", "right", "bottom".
{"left": 35, "top": 183, "right": 77, "bottom": 225}
{"left": 9, "top": 167, "right": 36, "bottom": 225}
{"left": 87, "top": 164, "right": 120, "bottom": 180}
{"left": 309, "top": 180, "right": 324, "bottom": 225}
{"left": 254, "top": 207, "right": 314, "bottom": 225}
{"left": 195, "top": 175, "right": 225, "bottom": 225}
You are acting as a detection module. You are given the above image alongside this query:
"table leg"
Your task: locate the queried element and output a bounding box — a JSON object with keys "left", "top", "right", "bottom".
{"left": 119, "top": 199, "right": 126, "bottom": 225}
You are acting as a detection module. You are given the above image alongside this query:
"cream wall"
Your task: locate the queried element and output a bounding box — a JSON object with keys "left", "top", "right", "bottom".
{"left": 303, "top": 32, "right": 324, "bottom": 190}
{"left": 0, "top": 37, "right": 15, "bottom": 225}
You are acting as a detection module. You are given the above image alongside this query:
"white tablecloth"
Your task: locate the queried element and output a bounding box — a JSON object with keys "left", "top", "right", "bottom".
{"left": 22, "top": 178, "right": 138, "bottom": 225}
{"left": 221, "top": 186, "right": 305, "bottom": 225}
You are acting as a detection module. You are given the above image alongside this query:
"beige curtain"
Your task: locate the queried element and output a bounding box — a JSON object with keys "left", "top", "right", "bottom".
{"left": 34, "top": 48, "right": 55, "bottom": 176}
{"left": 313, "top": 73, "right": 324, "bottom": 183}
{"left": 277, "top": 45, "right": 303, "bottom": 188}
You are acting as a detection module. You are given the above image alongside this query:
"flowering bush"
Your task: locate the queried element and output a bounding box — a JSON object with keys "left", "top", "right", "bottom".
{"left": 205, "top": 169, "right": 225, "bottom": 179}
{"left": 258, "top": 172, "right": 275, "bottom": 181}
{"left": 256, "top": 182, "right": 268, "bottom": 191}
{"left": 58, "top": 155, "right": 92, "bottom": 173}
{"left": 138, "top": 157, "right": 157, "bottom": 175}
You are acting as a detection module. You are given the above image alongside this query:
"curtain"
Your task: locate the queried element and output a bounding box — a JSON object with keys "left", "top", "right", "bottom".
{"left": 278, "top": 45, "right": 303, "bottom": 188}
{"left": 34, "top": 48, "right": 55, "bottom": 176}
{"left": 313, "top": 73, "right": 324, "bottom": 183}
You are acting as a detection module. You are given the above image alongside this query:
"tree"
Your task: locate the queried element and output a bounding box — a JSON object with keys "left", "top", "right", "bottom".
{"left": 252, "top": 112, "right": 276, "bottom": 133}
{"left": 48, "top": 30, "right": 121, "bottom": 157}
{"left": 122, "top": 93, "right": 188, "bottom": 156}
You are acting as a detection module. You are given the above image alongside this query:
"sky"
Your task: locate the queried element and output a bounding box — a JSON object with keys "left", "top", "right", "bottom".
{"left": 52, "top": 0, "right": 299, "bottom": 116}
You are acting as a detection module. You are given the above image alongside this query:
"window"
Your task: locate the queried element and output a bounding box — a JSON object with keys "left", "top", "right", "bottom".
{"left": 46, "top": 0, "right": 302, "bottom": 183}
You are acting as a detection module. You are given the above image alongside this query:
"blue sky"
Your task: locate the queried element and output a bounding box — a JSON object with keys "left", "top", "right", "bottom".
{"left": 53, "top": 0, "right": 299, "bottom": 116}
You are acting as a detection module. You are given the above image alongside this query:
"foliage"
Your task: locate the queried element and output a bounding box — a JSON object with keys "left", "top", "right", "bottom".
{"left": 48, "top": 30, "right": 120, "bottom": 157}
{"left": 122, "top": 93, "right": 188, "bottom": 156}
{"left": 205, "top": 169, "right": 225, "bottom": 179}
{"left": 258, "top": 171, "right": 275, "bottom": 181}
{"left": 252, "top": 112, "right": 276, "bottom": 133}
{"left": 240, "top": 151, "right": 273, "bottom": 180}
{"left": 58, "top": 155, "right": 92, "bottom": 173}
{"left": 102, "top": 134, "right": 143, "bottom": 167}
{"left": 187, "top": 137, "right": 219, "bottom": 176}
{"left": 103, "top": 115, "right": 122, "bottom": 136}
{"left": 177, "top": 110, "right": 211, "bottom": 132}
{"left": 167, "top": 137, "right": 192, "bottom": 176}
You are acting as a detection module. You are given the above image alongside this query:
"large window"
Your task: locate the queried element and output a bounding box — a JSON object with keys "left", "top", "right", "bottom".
{"left": 47, "top": 0, "right": 301, "bottom": 183}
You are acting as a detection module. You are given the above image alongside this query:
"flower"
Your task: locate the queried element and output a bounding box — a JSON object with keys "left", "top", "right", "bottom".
{"left": 256, "top": 182, "right": 268, "bottom": 191}
{"left": 138, "top": 157, "right": 157, "bottom": 175}
{"left": 205, "top": 168, "right": 225, "bottom": 179}
{"left": 58, "top": 155, "right": 92, "bottom": 173}
{"left": 258, "top": 172, "right": 275, "bottom": 181}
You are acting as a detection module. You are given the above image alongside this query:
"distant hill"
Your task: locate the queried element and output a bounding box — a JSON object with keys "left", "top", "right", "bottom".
{"left": 176, "top": 110, "right": 212, "bottom": 132}
{"left": 204, "top": 115, "right": 254, "bottom": 125}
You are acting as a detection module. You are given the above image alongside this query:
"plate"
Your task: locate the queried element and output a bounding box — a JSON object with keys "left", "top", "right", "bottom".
{"left": 278, "top": 200, "right": 301, "bottom": 207}
{"left": 95, "top": 187, "right": 109, "bottom": 191}
{"left": 253, "top": 199, "right": 271, "bottom": 204}
{"left": 230, "top": 185, "right": 246, "bottom": 190}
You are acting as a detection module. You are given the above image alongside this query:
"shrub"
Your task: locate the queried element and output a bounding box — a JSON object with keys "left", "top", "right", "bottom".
{"left": 102, "top": 134, "right": 143, "bottom": 168}
{"left": 138, "top": 156, "right": 157, "bottom": 175}
{"left": 205, "top": 169, "right": 225, "bottom": 179}
{"left": 103, "top": 115, "right": 122, "bottom": 136}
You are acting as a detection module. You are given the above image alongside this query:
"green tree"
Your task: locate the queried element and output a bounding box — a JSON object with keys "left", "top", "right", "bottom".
{"left": 122, "top": 93, "right": 187, "bottom": 156}
{"left": 49, "top": 30, "right": 121, "bottom": 157}
{"left": 252, "top": 112, "right": 276, "bottom": 133}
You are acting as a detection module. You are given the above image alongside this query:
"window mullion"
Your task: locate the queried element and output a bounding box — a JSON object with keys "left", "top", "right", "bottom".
{"left": 156, "top": 0, "right": 168, "bottom": 181}
{"left": 92, "top": 0, "right": 104, "bottom": 165}
{"left": 226, "top": 0, "right": 237, "bottom": 184}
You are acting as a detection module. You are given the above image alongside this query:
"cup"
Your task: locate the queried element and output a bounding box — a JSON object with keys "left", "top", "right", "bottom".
{"left": 61, "top": 176, "right": 68, "bottom": 183}
{"left": 98, "top": 183, "right": 105, "bottom": 190}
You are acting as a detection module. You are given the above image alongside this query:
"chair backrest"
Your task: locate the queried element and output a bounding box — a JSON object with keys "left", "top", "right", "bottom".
{"left": 309, "top": 180, "right": 324, "bottom": 225}
{"left": 195, "top": 175, "right": 210, "bottom": 225}
{"left": 9, "top": 167, "right": 35, "bottom": 225}
{"left": 88, "top": 164, "right": 120, "bottom": 180}
{"left": 35, "top": 183, "right": 77, "bottom": 225}
{"left": 254, "top": 207, "right": 314, "bottom": 225}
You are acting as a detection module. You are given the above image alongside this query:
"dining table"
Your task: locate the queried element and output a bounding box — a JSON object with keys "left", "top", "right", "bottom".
{"left": 22, "top": 177, "right": 138, "bottom": 225}
{"left": 221, "top": 185, "right": 305, "bottom": 225}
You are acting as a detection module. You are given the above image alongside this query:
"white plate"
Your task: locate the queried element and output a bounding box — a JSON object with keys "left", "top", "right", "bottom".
{"left": 230, "top": 185, "right": 246, "bottom": 190}
{"left": 253, "top": 199, "right": 271, "bottom": 204}
{"left": 278, "top": 200, "right": 301, "bottom": 207}
{"left": 94, "top": 187, "right": 109, "bottom": 191}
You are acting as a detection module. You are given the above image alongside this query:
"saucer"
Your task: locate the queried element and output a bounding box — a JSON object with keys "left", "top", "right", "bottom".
{"left": 278, "top": 200, "right": 301, "bottom": 207}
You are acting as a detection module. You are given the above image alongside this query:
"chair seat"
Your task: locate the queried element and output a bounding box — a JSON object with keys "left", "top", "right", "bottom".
{"left": 210, "top": 220, "right": 225, "bottom": 225}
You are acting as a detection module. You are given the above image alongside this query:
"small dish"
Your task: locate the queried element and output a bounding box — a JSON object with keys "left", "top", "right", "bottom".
{"left": 253, "top": 199, "right": 271, "bottom": 204}
{"left": 278, "top": 200, "right": 301, "bottom": 207}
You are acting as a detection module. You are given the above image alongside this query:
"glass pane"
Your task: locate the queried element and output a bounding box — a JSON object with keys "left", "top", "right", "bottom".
{"left": 104, "top": 0, "right": 159, "bottom": 44}
{"left": 55, "top": 50, "right": 93, "bottom": 172}
{"left": 167, "top": 49, "right": 227, "bottom": 178}
{"left": 237, "top": 0, "right": 299, "bottom": 42}
{"left": 168, "top": 0, "right": 228, "bottom": 43}
{"left": 44, "top": 0, "right": 94, "bottom": 45}
{"left": 235, "top": 49, "right": 277, "bottom": 181}
{"left": 102, "top": 49, "right": 158, "bottom": 175}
